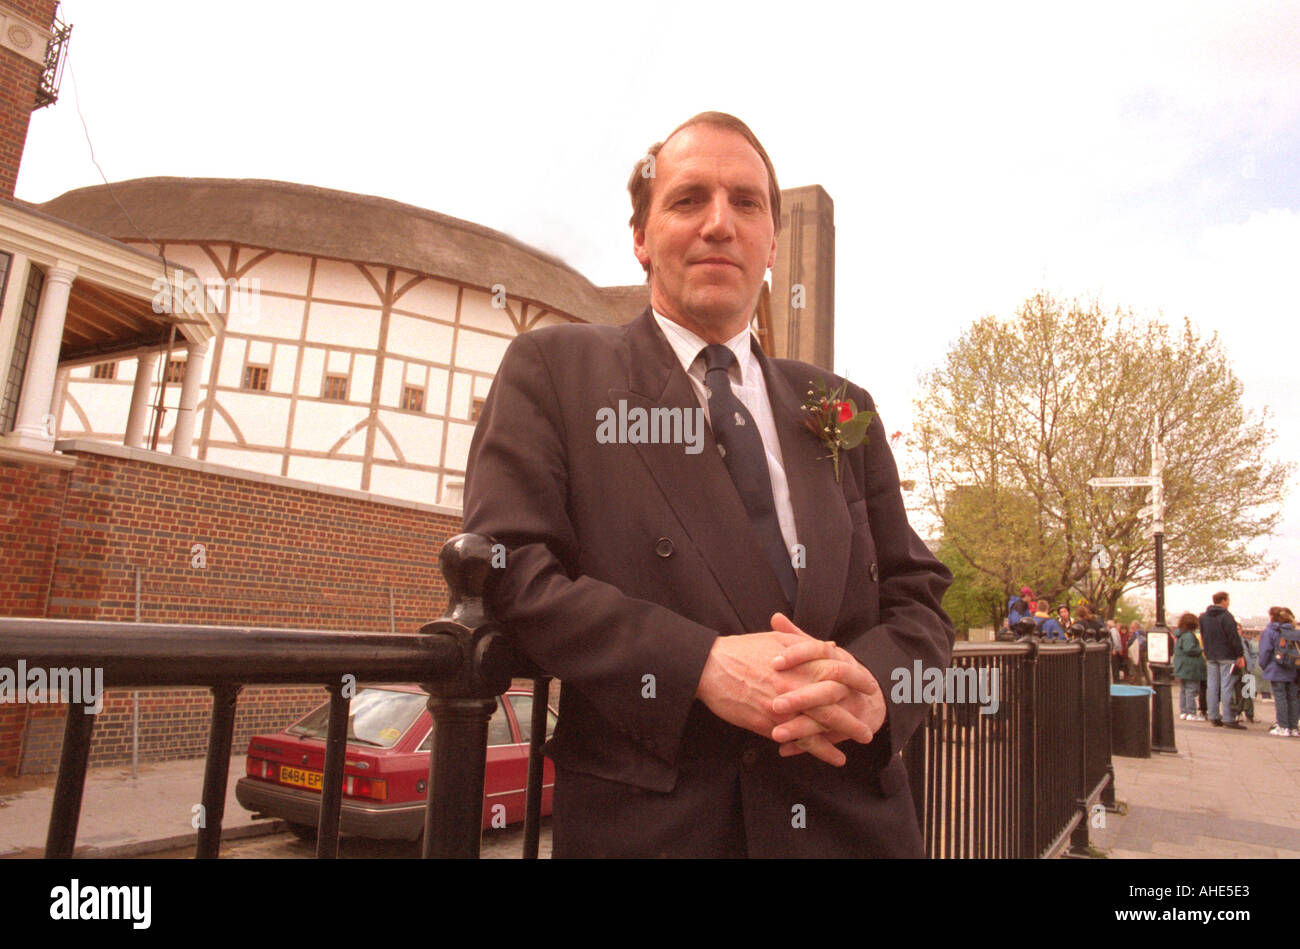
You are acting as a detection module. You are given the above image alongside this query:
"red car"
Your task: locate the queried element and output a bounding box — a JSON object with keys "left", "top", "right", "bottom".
{"left": 235, "top": 685, "right": 555, "bottom": 842}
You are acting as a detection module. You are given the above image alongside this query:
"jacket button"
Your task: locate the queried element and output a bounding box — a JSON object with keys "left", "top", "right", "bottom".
{"left": 742, "top": 748, "right": 758, "bottom": 766}
{"left": 655, "top": 537, "right": 674, "bottom": 558}
{"left": 869, "top": 562, "right": 879, "bottom": 582}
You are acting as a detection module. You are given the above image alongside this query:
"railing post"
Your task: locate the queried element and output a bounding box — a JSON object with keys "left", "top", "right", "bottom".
{"left": 419, "top": 533, "right": 514, "bottom": 859}
{"left": 44, "top": 705, "right": 96, "bottom": 858}
{"left": 1017, "top": 634, "right": 1039, "bottom": 857}
{"left": 1069, "top": 640, "right": 1092, "bottom": 856}
{"left": 522, "top": 674, "right": 553, "bottom": 859}
{"left": 315, "top": 681, "right": 351, "bottom": 858}
{"left": 196, "top": 683, "right": 242, "bottom": 858}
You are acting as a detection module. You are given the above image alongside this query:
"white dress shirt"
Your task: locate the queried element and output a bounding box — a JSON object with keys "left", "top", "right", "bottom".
{"left": 653, "top": 311, "right": 800, "bottom": 559}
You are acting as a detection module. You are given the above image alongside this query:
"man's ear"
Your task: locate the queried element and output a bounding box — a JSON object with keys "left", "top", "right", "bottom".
{"left": 767, "top": 234, "right": 778, "bottom": 271}
{"left": 633, "top": 227, "right": 651, "bottom": 272}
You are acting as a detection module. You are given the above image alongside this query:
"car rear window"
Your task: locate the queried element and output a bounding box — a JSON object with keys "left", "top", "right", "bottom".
{"left": 288, "top": 688, "right": 427, "bottom": 748}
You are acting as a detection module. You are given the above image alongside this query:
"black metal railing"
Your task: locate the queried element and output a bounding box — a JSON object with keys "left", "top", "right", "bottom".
{"left": 0, "top": 532, "right": 1116, "bottom": 859}
{"left": 902, "top": 637, "right": 1115, "bottom": 858}
{"left": 0, "top": 534, "right": 511, "bottom": 859}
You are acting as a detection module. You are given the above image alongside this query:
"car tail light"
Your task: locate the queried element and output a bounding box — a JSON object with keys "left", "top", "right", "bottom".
{"left": 342, "top": 775, "right": 387, "bottom": 801}
{"left": 246, "top": 756, "right": 278, "bottom": 781}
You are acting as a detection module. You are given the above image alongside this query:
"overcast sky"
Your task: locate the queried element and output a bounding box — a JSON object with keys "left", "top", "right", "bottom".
{"left": 17, "top": 0, "right": 1300, "bottom": 619}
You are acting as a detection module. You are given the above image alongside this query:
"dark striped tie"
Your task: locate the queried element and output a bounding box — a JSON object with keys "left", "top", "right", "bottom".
{"left": 701, "top": 344, "right": 798, "bottom": 606}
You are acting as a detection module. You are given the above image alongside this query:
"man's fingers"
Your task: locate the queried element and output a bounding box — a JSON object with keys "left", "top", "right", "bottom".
{"left": 769, "top": 612, "right": 808, "bottom": 639}
{"left": 772, "top": 704, "right": 873, "bottom": 744}
{"left": 778, "top": 733, "right": 847, "bottom": 766}
{"left": 771, "top": 637, "right": 838, "bottom": 670}
{"left": 773, "top": 656, "right": 880, "bottom": 702}
{"left": 771, "top": 679, "right": 850, "bottom": 717}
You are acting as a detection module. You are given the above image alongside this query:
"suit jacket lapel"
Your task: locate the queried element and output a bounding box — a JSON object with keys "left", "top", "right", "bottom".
{"left": 614, "top": 309, "right": 789, "bottom": 631}
{"left": 754, "top": 341, "right": 853, "bottom": 639}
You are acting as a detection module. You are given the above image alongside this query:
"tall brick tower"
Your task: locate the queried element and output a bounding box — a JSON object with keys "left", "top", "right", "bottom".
{"left": 768, "top": 184, "right": 835, "bottom": 370}
{"left": 0, "top": 1, "right": 67, "bottom": 199}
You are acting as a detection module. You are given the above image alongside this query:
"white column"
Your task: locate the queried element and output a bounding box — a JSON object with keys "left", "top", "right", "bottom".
{"left": 7, "top": 263, "right": 76, "bottom": 451}
{"left": 0, "top": 252, "right": 30, "bottom": 399}
{"left": 171, "top": 339, "right": 209, "bottom": 457}
{"left": 125, "top": 351, "right": 160, "bottom": 448}
{"left": 50, "top": 366, "right": 69, "bottom": 437}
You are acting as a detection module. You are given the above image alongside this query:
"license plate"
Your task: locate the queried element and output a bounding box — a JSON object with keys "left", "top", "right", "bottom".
{"left": 280, "top": 766, "right": 323, "bottom": 791}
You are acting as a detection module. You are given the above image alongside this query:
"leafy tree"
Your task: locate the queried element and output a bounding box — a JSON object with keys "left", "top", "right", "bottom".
{"left": 915, "top": 292, "right": 1290, "bottom": 619}
{"left": 936, "top": 534, "right": 1003, "bottom": 637}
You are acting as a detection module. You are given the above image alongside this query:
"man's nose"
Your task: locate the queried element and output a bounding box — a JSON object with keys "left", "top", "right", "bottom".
{"left": 699, "top": 193, "right": 736, "bottom": 240}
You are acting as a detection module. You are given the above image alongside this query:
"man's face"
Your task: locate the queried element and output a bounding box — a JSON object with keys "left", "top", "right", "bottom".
{"left": 633, "top": 124, "right": 778, "bottom": 341}
{"left": 1058, "top": 607, "right": 1069, "bottom": 623}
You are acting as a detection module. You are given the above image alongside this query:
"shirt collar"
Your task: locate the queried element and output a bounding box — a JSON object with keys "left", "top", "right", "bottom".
{"left": 652, "top": 309, "right": 756, "bottom": 385}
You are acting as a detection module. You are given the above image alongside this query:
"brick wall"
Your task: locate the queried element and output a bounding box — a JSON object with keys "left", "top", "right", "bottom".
{"left": 0, "top": 1, "right": 58, "bottom": 199}
{"left": 0, "top": 457, "right": 66, "bottom": 615}
{"left": 0, "top": 445, "right": 463, "bottom": 774}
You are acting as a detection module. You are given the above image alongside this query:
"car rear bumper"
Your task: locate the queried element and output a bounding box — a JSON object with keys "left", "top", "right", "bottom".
{"left": 235, "top": 777, "right": 426, "bottom": 840}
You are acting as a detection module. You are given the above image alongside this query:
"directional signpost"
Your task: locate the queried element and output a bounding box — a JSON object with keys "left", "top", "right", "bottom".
{"left": 1089, "top": 428, "right": 1174, "bottom": 752}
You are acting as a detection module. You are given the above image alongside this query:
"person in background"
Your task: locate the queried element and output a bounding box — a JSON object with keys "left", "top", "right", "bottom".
{"left": 1008, "top": 587, "right": 1034, "bottom": 626}
{"left": 1199, "top": 591, "right": 1246, "bottom": 729}
{"left": 1232, "top": 622, "right": 1257, "bottom": 723}
{"left": 1109, "top": 619, "right": 1125, "bottom": 681}
{"left": 1040, "top": 604, "right": 1068, "bottom": 642}
{"left": 1032, "top": 601, "right": 1054, "bottom": 644}
{"left": 1007, "top": 595, "right": 1030, "bottom": 628}
{"left": 1258, "top": 606, "right": 1298, "bottom": 737}
{"left": 1173, "top": 612, "right": 1207, "bottom": 721}
{"left": 1118, "top": 623, "right": 1133, "bottom": 680}
{"left": 1129, "top": 619, "right": 1149, "bottom": 685}
{"left": 1076, "top": 603, "right": 1106, "bottom": 641}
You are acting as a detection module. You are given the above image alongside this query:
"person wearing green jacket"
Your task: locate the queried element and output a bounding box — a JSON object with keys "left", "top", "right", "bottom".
{"left": 1174, "top": 612, "right": 1207, "bottom": 720}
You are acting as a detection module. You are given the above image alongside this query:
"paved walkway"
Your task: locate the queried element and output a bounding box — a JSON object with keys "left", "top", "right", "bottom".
{"left": 1091, "top": 696, "right": 1300, "bottom": 858}
{"left": 2, "top": 699, "right": 1297, "bottom": 858}
{"left": 0, "top": 755, "right": 275, "bottom": 858}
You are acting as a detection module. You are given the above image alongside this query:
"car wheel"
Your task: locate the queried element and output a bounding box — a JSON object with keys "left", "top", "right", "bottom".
{"left": 286, "top": 821, "right": 317, "bottom": 842}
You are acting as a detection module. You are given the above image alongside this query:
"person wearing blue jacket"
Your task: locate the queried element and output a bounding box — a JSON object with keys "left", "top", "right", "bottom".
{"left": 1258, "top": 606, "right": 1299, "bottom": 737}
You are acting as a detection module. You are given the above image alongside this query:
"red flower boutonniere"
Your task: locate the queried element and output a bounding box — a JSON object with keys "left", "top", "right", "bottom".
{"left": 801, "top": 379, "right": 875, "bottom": 483}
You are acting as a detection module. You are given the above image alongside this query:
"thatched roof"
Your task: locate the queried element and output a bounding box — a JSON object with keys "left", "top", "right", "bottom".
{"left": 38, "top": 177, "right": 648, "bottom": 326}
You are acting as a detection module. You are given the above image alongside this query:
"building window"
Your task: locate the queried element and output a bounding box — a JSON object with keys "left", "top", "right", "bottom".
{"left": 243, "top": 364, "right": 269, "bottom": 391}
{"left": 323, "top": 374, "right": 348, "bottom": 401}
{"left": 92, "top": 362, "right": 117, "bottom": 380}
{"left": 165, "top": 359, "right": 186, "bottom": 383}
{"left": 471, "top": 397, "right": 485, "bottom": 421}
{"left": 401, "top": 385, "right": 424, "bottom": 412}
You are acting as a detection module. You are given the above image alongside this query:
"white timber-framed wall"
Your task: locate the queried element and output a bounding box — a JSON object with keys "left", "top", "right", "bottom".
{"left": 55, "top": 242, "right": 578, "bottom": 508}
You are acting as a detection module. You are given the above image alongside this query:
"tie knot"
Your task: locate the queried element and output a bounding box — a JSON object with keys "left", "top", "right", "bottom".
{"left": 702, "top": 343, "right": 736, "bottom": 375}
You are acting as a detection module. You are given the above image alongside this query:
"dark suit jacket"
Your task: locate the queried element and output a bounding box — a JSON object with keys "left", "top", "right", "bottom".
{"left": 464, "top": 308, "right": 953, "bottom": 856}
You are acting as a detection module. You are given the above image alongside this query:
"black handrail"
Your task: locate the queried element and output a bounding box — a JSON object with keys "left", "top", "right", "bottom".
{"left": 0, "top": 532, "right": 1118, "bottom": 859}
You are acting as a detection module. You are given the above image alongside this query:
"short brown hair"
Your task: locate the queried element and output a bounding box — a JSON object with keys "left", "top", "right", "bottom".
{"left": 1178, "top": 612, "right": 1198, "bottom": 631}
{"left": 1269, "top": 606, "right": 1295, "bottom": 624}
{"left": 627, "top": 111, "right": 782, "bottom": 268}
{"left": 1212, "top": 591, "right": 1229, "bottom": 605}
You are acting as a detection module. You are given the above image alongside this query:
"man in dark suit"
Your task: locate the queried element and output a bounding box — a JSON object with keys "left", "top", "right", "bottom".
{"left": 464, "top": 112, "right": 953, "bottom": 857}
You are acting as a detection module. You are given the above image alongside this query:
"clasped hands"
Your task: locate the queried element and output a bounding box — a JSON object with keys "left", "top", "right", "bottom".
{"left": 695, "top": 612, "right": 884, "bottom": 767}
